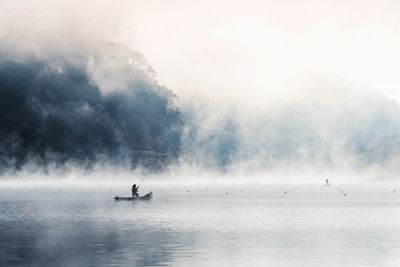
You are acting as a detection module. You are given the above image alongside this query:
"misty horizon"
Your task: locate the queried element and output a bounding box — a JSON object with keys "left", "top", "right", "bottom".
{"left": 2, "top": 2, "right": 400, "bottom": 267}
{"left": 1, "top": 0, "right": 400, "bottom": 181}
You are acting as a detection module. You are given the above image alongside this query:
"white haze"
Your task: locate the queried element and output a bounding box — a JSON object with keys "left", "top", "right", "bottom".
{"left": 1, "top": 0, "right": 400, "bottom": 182}
{"left": 123, "top": 0, "right": 400, "bottom": 105}
{"left": 2, "top": 0, "right": 400, "bottom": 103}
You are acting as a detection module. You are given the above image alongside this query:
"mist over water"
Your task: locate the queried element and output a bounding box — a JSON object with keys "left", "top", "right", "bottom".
{"left": 181, "top": 85, "right": 400, "bottom": 177}
{"left": 1, "top": 0, "right": 400, "bottom": 180}
{"left": 1, "top": 42, "right": 400, "bottom": 180}
{"left": 2, "top": 1, "right": 400, "bottom": 266}
{"left": 1, "top": 185, "right": 400, "bottom": 267}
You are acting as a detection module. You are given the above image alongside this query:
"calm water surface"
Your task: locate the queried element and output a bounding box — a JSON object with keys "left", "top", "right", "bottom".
{"left": 1, "top": 184, "right": 400, "bottom": 266}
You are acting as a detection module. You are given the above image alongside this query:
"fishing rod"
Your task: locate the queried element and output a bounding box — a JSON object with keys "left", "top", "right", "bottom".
{"left": 138, "top": 175, "right": 150, "bottom": 188}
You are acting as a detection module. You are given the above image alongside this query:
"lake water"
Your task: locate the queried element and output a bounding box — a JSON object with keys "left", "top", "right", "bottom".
{"left": 1, "top": 184, "right": 400, "bottom": 266}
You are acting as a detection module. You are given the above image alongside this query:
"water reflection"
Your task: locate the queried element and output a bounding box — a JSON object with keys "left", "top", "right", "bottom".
{"left": 0, "top": 185, "right": 400, "bottom": 266}
{"left": 0, "top": 197, "right": 194, "bottom": 266}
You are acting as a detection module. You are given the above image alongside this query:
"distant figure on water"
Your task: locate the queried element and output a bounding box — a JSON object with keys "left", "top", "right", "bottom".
{"left": 325, "top": 178, "right": 331, "bottom": 186}
{"left": 132, "top": 184, "right": 139, "bottom": 198}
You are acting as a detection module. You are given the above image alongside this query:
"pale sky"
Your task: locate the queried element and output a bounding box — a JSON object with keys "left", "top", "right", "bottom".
{"left": 115, "top": 0, "right": 400, "bottom": 105}
{"left": 2, "top": 0, "right": 400, "bottom": 105}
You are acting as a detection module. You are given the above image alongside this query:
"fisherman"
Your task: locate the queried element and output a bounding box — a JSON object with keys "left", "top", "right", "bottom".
{"left": 132, "top": 184, "right": 139, "bottom": 198}
{"left": 325, "top": 178, "right": 330, "bottom": 186}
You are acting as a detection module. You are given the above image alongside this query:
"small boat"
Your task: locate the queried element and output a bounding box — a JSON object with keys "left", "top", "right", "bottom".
{"left": 114, "top": 192, "right": 153, "bottom": 201}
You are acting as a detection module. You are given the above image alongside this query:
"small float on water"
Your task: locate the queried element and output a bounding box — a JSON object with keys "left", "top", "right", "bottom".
{"left": 114, "top": 192, "right": 153, "bottom": 201}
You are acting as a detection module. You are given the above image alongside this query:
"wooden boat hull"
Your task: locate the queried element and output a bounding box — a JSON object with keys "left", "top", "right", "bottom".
{"left": 114, "top": 192, "right": 153, "bottom": 201}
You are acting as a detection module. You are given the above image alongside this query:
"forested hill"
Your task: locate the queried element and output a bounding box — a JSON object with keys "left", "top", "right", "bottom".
{"left": 0, "top": 42, "right": 183, "bottom": 171}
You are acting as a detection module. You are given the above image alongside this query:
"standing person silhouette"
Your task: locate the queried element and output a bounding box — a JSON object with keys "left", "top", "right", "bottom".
{"left": 132, "top": 184, "right": 139, "bottom": 198}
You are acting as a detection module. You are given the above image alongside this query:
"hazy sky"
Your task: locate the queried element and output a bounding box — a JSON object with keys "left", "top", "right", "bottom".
{"left": 118, "top": 0, "right": 400, "bottom": 105}
{"left": 2, "top": 0, "right": 400, "bottom": 105}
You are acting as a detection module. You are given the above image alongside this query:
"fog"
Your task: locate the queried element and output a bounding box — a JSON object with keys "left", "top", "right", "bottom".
{"left": 1, "top": 0, "right": 400, "bottom": 182}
